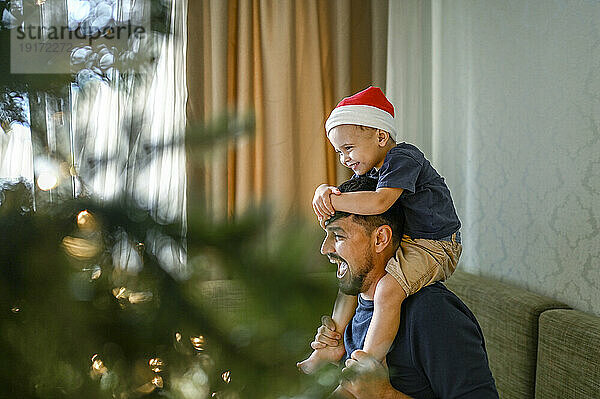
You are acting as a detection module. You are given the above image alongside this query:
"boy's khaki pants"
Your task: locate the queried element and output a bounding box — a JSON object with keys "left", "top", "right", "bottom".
{"left": 385, "top": 233, "right": 462, "bottom": 296}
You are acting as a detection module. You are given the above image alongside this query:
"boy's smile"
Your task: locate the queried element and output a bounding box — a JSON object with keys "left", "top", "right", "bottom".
{"left": 327, "top": 125, "right": 391, "bottom": 176}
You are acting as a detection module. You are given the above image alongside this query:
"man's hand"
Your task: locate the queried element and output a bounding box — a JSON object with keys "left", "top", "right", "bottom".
{"left": 310, "top": 315, "right": 342, "bottom": 349}
{"left": 340, "top": 350, "right": 404, "bottom": 399}
{"left": 313, "top": 184, "right": 341, "bottom": 220}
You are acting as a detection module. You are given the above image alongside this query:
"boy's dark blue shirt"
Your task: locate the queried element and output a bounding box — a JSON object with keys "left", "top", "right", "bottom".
{"left": 344, "top": 283, "right": 499, "bottom": 399}
{"left": 366, "top": 142, "right": 461, "bottom": 239}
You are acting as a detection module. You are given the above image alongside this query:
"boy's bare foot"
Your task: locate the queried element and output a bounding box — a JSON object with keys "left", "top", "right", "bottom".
{"left": 297, "top": 350, "right": 326, "bottom": 374}
{"left": 297, "top": 345, "right": 346, "bottom": 374}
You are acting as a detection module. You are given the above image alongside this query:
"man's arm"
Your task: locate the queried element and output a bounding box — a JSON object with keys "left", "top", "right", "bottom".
{"left": 330, "top": 187, "right": 403, "bottom": 215}
{"left": 340, "top": 350, "right": 413, "bottom": 399}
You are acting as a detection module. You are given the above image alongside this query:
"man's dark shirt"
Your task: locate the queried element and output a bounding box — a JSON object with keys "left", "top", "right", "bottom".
{"left": 365, "top": 143, "right": 461, "bottom": 240}
{"left": 344, "top": 283, "right": 499, "bottom": 399}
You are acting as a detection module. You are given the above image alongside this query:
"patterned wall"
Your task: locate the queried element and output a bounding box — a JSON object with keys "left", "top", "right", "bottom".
{"left": 428, "top": 0, "right": 600, "bottom": 315}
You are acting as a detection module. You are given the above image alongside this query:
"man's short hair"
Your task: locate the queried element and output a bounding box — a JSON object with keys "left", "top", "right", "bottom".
{"left": 325, "top": 175, "right": 404, "bottom": 244}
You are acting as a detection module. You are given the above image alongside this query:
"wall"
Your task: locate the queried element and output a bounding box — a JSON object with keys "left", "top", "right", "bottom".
{"left": 388, "top": 0, "right": 600, "bottom": 315}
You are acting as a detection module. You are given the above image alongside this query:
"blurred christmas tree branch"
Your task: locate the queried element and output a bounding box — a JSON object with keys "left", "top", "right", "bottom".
{"left": 0, "top": 0, "right": 339, "bottom": 396}
{"left": 0, "top": 154, "right": 339, "bottom": 398}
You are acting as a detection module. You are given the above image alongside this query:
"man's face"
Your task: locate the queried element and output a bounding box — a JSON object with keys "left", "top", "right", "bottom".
{"left": 321, "top": 215, "right": 375, "bottom": 295}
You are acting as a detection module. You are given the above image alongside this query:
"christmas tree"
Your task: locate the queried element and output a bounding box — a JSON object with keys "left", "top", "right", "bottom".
{"left": 0, "top": 1, "right": 340, "bottom": 397}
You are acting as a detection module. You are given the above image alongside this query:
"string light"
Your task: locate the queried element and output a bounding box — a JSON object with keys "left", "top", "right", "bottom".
{"left": 221, "top": 370, "right": 231, "bottom": 384}
{"left": 90, "top": 354, "right": 107, "bottom": 376}
{"left": 190, "top": 336, "right": 205, "bottom": 351}
{"left": 112, "top": 287, "right": 128, "bottom": 299}
{"left": 111, "top": 287, "right": 153, "bottom": 304}
{"left": 151, "top": 375, "right": 163, "bottom": 388}
{"left": 89, "top": 265, "right": 102, "bottom": 280}
{"left": 148, "top": 358, "right": 164, "bottom": 373}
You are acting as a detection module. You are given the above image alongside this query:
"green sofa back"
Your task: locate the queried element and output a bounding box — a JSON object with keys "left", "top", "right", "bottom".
{"left": 535, "top": 309, "right": 600, "bottom": 398}
{"left": 445, "top": 271, "right": 569, "bottom": 399}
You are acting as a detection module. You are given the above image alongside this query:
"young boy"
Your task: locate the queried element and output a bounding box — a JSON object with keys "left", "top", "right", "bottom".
{"left": 298, "top": 86, "right": 462, "bottom": 374}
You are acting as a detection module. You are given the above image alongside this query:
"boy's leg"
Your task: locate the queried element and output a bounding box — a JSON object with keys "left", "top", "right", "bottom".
{"left": 361, "top": 234, "right": 461, "bottom": 363}
{"left": 362, "top": 273, "right": 406, "bottom": 362}
{"left": 297, "top": 291, "right": 357, "bottom": 374}
{"left": 332, "top": 290, "right": 359, "bottom": 332}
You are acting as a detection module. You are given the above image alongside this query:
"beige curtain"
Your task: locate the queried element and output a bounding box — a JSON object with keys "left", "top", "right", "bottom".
{"left": 187, "top": 0, "right": 388, "bottom": 220}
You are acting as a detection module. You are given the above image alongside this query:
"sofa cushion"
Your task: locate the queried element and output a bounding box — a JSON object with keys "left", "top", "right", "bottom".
{"left": 535, "top": 309, "right": 600, "bottom": 398}
{"left": 445, "top": 271, "right": 569, "bottom": 399}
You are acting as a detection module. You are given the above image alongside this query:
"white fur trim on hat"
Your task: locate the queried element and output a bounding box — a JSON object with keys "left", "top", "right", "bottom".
{"left": 325, "top": 104, "right": 396, "bottom": 137}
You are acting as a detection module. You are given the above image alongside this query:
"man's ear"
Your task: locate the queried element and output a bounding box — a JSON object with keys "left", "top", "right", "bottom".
{"left": 373, "top": 225, "right": 393, "bottom": 253}
{"left": 377, "top": 129, "right": 391, "bottom": 147}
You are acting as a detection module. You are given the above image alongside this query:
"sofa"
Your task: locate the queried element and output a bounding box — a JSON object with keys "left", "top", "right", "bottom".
{"left": 445, "top": 271, "right": 600, "bottom": 398}
{"left": 199, "top": 270, "right": 600, "bottom": 398}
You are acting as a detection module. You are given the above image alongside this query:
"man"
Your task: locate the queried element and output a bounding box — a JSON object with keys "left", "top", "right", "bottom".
{"left": 312, "top": 175, "right": 498, "bottom": 398}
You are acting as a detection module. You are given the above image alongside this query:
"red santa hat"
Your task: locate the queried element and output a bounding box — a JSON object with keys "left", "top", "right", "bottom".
{"left": 325, "top": 86, "right": 396, "bottom": 137}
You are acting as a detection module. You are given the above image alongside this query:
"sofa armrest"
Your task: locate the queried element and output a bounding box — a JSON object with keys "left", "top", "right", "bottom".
{"left": 535, "top": 309, "right": 600, "bottom": 398}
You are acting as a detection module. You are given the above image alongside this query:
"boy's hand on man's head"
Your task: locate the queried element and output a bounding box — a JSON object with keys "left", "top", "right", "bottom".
{"left": 313, "top": 184, "right": 341, "bottom": 220}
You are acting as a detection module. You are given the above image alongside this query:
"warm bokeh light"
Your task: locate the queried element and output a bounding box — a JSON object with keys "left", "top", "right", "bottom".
{"left": 89, "top": 265, "right": 102, "bottom": 280}
{"left": 90, "top": 354, "right": 107, "bottom": 376}
{"left": 190, "top": 336, "right": 205, "bottom": 351}
{"left": 152, "top": 375, "right": 164, "bottom": 388}
{"left": 110, "top": 287, "right": 153, "bottom": 304}
{"left": 221, "top": 370, "right": 231, "bottom": 384}
{"left": 128, "top": 291, "right": 153, "bottom": 304}
{"left": 77, "top": 210, "right": 98, "bottom": 231}
{"left": 135, "top": 382, "right": 156, "bottom": 395}
{"left": 37, "top": 171, "right": 59, "bottom": 191}
{"left": 148, "top": 358, "right": 163, "bottom": 373}
{"left": 112, "top": 287, "right": 127, "bottom": 299}
{"left": 62, "top": 236, "right": 101, "bottom": 259}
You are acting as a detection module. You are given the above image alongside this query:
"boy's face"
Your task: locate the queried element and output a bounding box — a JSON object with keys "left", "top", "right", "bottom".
{"left": 327, "top": 125, "right": 387, "bottom": 175}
